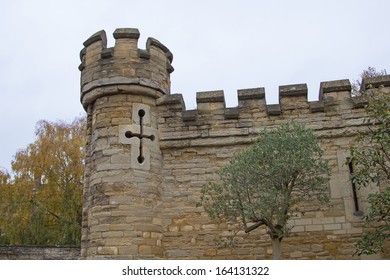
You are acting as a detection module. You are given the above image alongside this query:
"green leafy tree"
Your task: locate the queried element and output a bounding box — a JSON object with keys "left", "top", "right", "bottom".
{"left": 199, "top": 121, "right": 331, "bottom": 259}
{"left": 0, "top": 117, "right": 85, "bottom": 245}
{"left": 348, "top": 70, "right": 390, "bottom": 256}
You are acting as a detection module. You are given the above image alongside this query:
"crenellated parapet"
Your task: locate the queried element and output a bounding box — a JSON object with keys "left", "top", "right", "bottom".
{"left": 79, "top": 28, "right": 174, "bottom": 110}
{"left": 157, "top": 76, "right": 390, "bottom": 122}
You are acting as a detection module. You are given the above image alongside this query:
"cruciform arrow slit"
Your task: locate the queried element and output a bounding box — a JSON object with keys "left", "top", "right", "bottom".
{"left": 125, "top": 109, "right": 155, "bottom": 163}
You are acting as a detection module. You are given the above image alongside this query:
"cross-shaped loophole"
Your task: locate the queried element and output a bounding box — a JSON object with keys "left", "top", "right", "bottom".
{"left": 125, "top": 109, "right": 155, "bottom": 163}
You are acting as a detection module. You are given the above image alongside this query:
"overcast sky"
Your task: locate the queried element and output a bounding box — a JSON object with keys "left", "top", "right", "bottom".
{"left": 0, "top": 0, "right": 389, "bottom": 172}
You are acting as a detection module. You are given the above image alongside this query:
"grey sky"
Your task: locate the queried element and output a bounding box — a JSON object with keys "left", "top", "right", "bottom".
{"left": 0, "top": 0, "right": 389, "bottom": 172}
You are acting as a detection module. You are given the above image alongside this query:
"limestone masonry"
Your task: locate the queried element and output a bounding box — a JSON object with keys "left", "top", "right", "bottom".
{"left": 79, "top": 28, "right": 390, "bottom": 259}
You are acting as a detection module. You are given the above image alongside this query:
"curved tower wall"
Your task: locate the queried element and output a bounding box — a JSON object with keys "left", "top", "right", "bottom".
{"left": 79, "top": 28, "right": 173, "bottom": 259}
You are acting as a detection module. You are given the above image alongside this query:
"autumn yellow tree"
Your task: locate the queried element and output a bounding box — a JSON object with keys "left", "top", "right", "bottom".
{"left": 0, "top": 118, "right": 85, "bottom": 245}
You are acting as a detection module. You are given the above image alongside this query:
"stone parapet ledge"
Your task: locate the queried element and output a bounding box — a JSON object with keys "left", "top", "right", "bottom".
{"left": 362, "top": 74, "right": 390, "bottom": 89}
{"left": 237, "top": 87, "right": 266, "bottom": 100}
{"left": 279, "top": 83, "right": 308, "bottom": 98}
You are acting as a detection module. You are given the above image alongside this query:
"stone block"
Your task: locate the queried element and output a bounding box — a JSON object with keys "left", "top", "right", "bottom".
{"left": 102, "top": 231, "right": 124, "bottom": 238}
{"left": 342, "top": 223, "right": 352, "bottom": 230}
{"left": 111, "top": 154, "right": 130, "bottom": 164}
{"left": 333, "top": 229, "right": 347, "bottom": 235}
{"left": 311, "top": 244, "right": 323, "bottom": 252}
{"left": 310, "top": 101, "right": 325, "bottom": 112}
{"left": 165, "top": 249, "right": 189, "bottom": 258}
{"left": 225, "top": 107, "right": 239, "bottom": 119}
{"left": 97, "top": 246, "right": 118, "bottom": 255}
{"left": 290, "top": 225, "right": 305, "bottom": 233}
{"left": 266, "top": 104, "right": 281, "bottom": 115}
{"left": 279, "top": 83, "right": 308, "bottom": 97}
{"left": 252, "top": 247, "right": 265, "bottom": 256}
{"left": 324, "top": 224, "right": 342, "bottom": 231}
{"left": 202, "top": 224, "right": 218, "bottom": 230}
{"left": 334, "top": 216, "right": 346, "bottom": 223}
{"left": 90, "top": 224, "right": 110, "bottom": 232}
{"left": 118, "top": 246, "right": 138, "bottom": 255}
{"left": 294, "top": 218, "right": 313, "bottom": 226}
{"left": 134, "top": 224, "right": 161, "bottom": 232}
{"left": 138, "top": 245, "right": 152, "bottom": 255}
{"left": 290, "top": 251, "right": 303, "bottom": 258}
{"left": 90, "top": 232, "right": 102, "bottom": 239}
{"left": 182, "top": 110, "right": 197, "bottom": 121}
{"left": 312, "top": 217, "right": 334, "bottom": 224}
{"left": 151, "top": 246, "right": 164, "bottom": 257}
{"left": 347, "top": 227, "right": 363, "bottom": 234}
{"left": 237, "top": 87, "right": 265, "bottom": 100}
{"left": 305, "top": 224, "right": 323, "bottom": 232}
{"left": 181, "top": 225, "right": 194, "bottom": 232}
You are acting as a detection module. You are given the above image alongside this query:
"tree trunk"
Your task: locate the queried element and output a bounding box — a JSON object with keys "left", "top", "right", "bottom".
{"left": 271, "top": 237, "right": 282, "bottom": 260}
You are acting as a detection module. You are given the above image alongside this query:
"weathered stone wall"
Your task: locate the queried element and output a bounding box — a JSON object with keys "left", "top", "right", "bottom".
{"left": 79, "top": 28, "right": 390, "bottom": 259}
{"left": 156, "top": 79, "right": 389, "bottom": 260}
{"left": 0, "top": 246, "right": 80, "bottom": 260}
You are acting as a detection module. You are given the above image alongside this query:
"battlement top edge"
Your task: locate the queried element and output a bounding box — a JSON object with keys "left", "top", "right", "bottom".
{"left": 279, "top": 83, "right": 308, "bottom": 97}
{"left": 363, "top": 74, "right": 390, "bottom": 89}
{"left": 113, "top": 28, "right": 140, "bottom": 39}
{"left": 158, "top": 75, "right": 390, "bottom": 114}
{"left": 318, "top": 79, "right": 351, "bottom": 100}
{"left": 147, "top": 37, "right": 173, "bottom": 63}
{"left": 80, "top": 28, "right": 173, "bottom": 64}
{"left": 83, "top": 30, "right": 107, "bottom": 48}
{"left": 320, "top": 79, "right": 351, "bottom": 93}
{"left": 196, "top": 90, "right": 225, "bottom": 103}
{"left": 237, "top": 87, "right": 265, "bottom": 100}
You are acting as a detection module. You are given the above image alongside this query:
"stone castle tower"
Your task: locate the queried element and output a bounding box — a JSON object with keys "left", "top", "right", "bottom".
{"left": 79, "top": 28, "right": 390, "bottom": 259}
